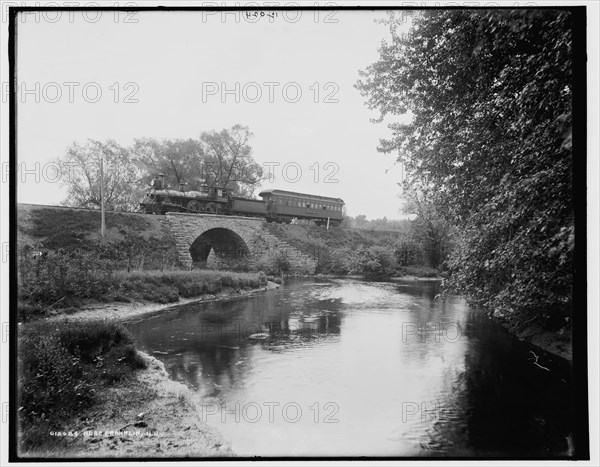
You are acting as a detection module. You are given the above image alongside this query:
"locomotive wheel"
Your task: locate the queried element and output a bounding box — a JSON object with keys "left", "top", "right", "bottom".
{"left": 205, "top": 202, "right": 217, "bottom": 214}
{"left": 187, "top": 200, "right": 202, "bottom": 213}
{"left": 152, "top": 204, "right": 163, "bottom": 215}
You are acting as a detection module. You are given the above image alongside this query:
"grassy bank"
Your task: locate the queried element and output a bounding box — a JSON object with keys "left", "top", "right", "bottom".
{"left": 18, "top": 268, "right": 268, "bottom": 322}
{"left": 17, "top": 320, "right": 229, "bottom": 458}
{"left": 110, "top": 269, "right": 267, "bottom": 303}
{"left": 18, "top": 320, "right": 146, "bottom": 454}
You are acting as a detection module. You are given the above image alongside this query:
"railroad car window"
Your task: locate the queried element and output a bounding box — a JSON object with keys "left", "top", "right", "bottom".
{"left": 307, "top": 204, "right": 311, "bottom": 208}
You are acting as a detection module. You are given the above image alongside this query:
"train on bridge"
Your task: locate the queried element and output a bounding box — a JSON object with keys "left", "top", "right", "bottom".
{"left": 140, "top": 174, "right": 345, "bottom": 226}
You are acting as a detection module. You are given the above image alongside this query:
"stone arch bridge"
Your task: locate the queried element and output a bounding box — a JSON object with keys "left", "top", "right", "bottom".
{"left": 165, "top": 213, "right": 316, "bottom": 272}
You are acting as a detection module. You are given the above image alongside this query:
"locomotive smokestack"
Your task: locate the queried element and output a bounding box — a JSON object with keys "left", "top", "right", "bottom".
{"left": 158, "top": 174, "right": 165, "bottom": 190}
{"left": 179, "top": 182, "right": 187, "bottom": 192}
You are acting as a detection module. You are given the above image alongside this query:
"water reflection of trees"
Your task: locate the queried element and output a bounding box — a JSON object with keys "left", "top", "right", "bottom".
{"left": 423, "top": 309, "right": 573, "bottom": 457}
{"left": 130, "top": 288, "right": 344, "bottom": 393}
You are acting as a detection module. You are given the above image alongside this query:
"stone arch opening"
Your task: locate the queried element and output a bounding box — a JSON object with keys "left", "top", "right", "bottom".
{"left": 189, "top": 228, "right": 250, "bottom": 269}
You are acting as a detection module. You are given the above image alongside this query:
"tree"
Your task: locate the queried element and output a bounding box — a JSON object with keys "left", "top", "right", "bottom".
{"left": 58, "top": 139, "right": 144, "bottom": 211}
{"left": 402, "top": 184, "right": 453, "bottom": 268}
{"left": 132, "top": 138, "right": 205, "bottom": 189}
{"left": 356, "top": 10, "right": 574, "bottom": 327}
{"left": 132, "top": 125, "right": 265, "bottom": 197}
{"left": 200, "top": 125, "right": 264, "bottom": 197}
{"left": 354, "top": 214, "right": 368, "bottom": 228}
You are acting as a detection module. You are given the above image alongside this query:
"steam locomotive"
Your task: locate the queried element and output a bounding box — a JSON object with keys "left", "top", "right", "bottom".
{"left": 140, "top": 174, "right": 344, "bottom": 226}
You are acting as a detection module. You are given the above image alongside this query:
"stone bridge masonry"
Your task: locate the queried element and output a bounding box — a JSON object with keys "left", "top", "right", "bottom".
{"left": 165, "top": 212, "right": 316, "bottom": 273}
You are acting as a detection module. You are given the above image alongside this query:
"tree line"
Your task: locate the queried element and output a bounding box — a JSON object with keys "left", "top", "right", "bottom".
{"left": 356, "top": 9, "right": 574, "bottom": 330}
{"left": 56, "top": 124, "right": 265, "bottom": 211}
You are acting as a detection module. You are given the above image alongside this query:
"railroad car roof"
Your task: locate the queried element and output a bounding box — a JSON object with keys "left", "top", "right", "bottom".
{"left": 258, "top": 189, "right": 344, "bottom": 203}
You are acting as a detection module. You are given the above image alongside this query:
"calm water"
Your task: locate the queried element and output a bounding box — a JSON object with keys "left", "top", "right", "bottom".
{"left": 127, "top": 278, "right": 573, "bottom": 457}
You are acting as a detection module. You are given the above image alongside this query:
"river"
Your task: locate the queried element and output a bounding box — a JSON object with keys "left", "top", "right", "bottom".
{"left": 127, "top": 277, "right": 573, "bottom": 457}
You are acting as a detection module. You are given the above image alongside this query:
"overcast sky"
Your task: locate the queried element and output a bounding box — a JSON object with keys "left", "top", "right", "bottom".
{"left": 14, "top": 9, "right": 412, "bottom": 219}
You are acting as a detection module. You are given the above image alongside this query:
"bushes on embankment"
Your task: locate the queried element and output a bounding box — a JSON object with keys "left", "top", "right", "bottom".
{"left": 18, "top": 320, "right": 147, "bottom": 451}
{"left": 263, "top": 223, "right": 441, "bottom": 279}
{"left": 18, "top": 245, "right": 268, "bottom": 321}
{"left": 113, "top": 269, "right": 267, "bottom": 302}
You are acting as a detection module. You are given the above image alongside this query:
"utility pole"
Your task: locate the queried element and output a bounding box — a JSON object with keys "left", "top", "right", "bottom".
{"left": 100, "top": 158, "right": 105, "bottom": 239}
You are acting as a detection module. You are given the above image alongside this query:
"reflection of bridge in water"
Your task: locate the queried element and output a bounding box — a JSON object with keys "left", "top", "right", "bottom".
{"left": 165, "top": 212, "right": 316, "bottom": 271}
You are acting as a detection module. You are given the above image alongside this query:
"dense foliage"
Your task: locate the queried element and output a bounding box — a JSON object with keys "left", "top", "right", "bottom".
{"left": 356, "top": 10, "right": 574, "bottom": 327}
